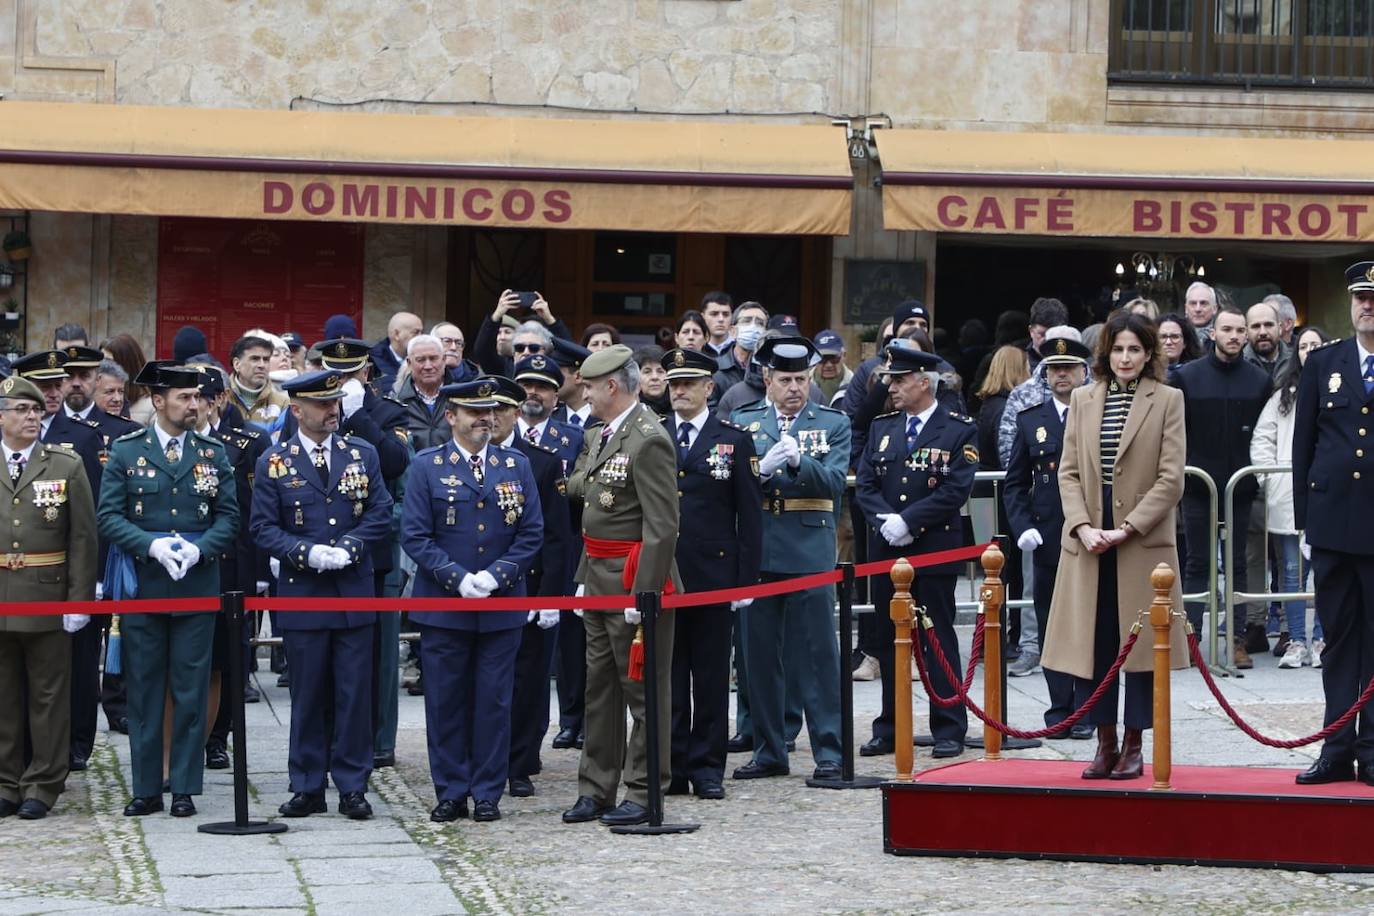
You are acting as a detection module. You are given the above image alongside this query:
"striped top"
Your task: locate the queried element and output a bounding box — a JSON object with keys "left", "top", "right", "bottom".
{"left": 1099, "top": 378, "right": 1137, "bottom": 485}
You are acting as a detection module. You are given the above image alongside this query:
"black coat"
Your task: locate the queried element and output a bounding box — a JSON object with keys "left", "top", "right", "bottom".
{"left": 1172, "top": 350, "right": 1272, "bottom": 502}
{"left": 668, "top": 414, "right": 762, "bottom": 595}
{"left": 513, "top": 437, "right": 571, "bottom": 597}
{"left": 1002, "top": 398, "right": 1066, "bottom": 566}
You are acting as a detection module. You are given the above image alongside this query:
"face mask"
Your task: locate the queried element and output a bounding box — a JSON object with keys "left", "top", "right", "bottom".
{"left": 736, "top": 325, "right": 764, "bottom": 352}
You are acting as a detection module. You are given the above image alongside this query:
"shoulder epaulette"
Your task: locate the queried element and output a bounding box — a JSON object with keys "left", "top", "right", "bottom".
{"left": 80, "top": 418, "right": 100, "bottom": 429}
{"left": 231, "top": 426, "right": 262, "bottom": 440}
{"left": 42, "top": 443, "right": 79, "bottom": 459}
{"left": 874, "top": 410, "right": 899, "bottom": 421}
{"left": 812, "top": 403, "right": 844, "bottom": 415}
{"left": 719, "top": 419, "right": 744, "bottom": 431}
{"left": 1315, "top": 337, "right": 1344, "bottom": 351}
{"left": 235, "top": 437, "right": 251, "bottom": 449}
{"left": 948, "top": 411, "right": 975, "bottom": 424}
{"left": 734, "top": 401, "right": 767, "bottom": 413}
{"left": 531, "top": 441, "right": 558, "bottom": 456}
{"left": 114, "top": 428, "right": 146, "bottom": 443}
{"left": 190, "top": 429, "right": 224, "bottom": 447}
{"left": 383, "top": 395, "right": 404, "bottom": 406}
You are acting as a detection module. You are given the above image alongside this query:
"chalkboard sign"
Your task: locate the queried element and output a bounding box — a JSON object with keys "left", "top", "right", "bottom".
{"left": 844, "top": 260, "right": 926, "bottom": 324}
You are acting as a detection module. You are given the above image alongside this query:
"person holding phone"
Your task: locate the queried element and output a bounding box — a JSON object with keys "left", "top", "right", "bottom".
{"left": 473, "top": 290, "right": 575, "bottom": 377}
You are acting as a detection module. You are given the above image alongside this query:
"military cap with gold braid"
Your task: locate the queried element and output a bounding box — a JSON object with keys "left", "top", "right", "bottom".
{"left": 1037, "top": 336, "right": 1092, "bottom": 365}
{"left": 317, "top": 338, "right": 371, "bottom": 373}
{"left": 514, "top": 353, "right": 563, "bottom": 388}
{"left": 878, "top": 341, "right": 941, "bottom": 377}
{"left": 482, "top": 375, "right": 527, "bottom": 408}
{"left": 11, "top": 349, "right": 70, "bottom": 381}
{"left": 0, "top": 373, "right": 45, "bottom": 405}
{"left": 1347, "top": 260, "right": 1374, "bottom": 293}
{"left": 61, "top": 345, "right": 104, "bottom": 370}
{"left": 442, "top": 378, "right": 501, "bottom": 409}
{"left": 662, "top": 347, "right": 718, "bottom": 380}
{"left": 281, "top": 369, "right": 347, "bottom": 401}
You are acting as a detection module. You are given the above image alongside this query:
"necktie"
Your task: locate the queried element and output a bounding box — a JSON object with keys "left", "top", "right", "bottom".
{"left": 525, "top": 426, "right": 541, "bottom": 446}
{"left": 312, "top": 445, "right": 328, "bottom": 483}
{"left": 906, "top": 415, "right": 921, "bottom": 451}
{"left": 677, "top": 423, "right": 693, "bottom": 462}
{"left": 1364, "top": 355, "right": 1374, "bottom": 394}
{"left": 778, "top": 415, "right": 794, "bottom": 437}
{"left": 165, "top": 437, "right": 180, "bottom": 465}
{"left": 469, "top": 453, "right": 485, "bottom": 486}
{"left": 568, "top": 413, "right": 582, "bottom": 429}
{"left": 9, "top": 453, "right": 23, "bottom": 483}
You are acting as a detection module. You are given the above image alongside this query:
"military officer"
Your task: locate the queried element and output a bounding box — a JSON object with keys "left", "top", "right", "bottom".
{"left": 0, "top": 375, "right": 97, "bottom": 820}
{"left": 1003, "top": 338, "right": 1092, "bottom": 739}
{"left": 1293, "top": 261, "right": 1374, "bottom": 787}
{"left": 730, "top": 336, "right": 849, "bottom": 782}
{"left": 855, "top": 344, "right": 977, "bottom": 759}
{"left": 515, "top": 354, "right": 584, "bottom": 475}
{"left": 663, "top": 348, "right": 762, "bottom": 799}
{"left": 486, "top": 374, "right": 570, "bottom": 798}
{"left": 11, "top": 350, "right": 104, "bottom": 493}
{"left": 251, "top": 369, "right": 393, "bottom": 819}
{"left": 561, "top": 345, "right": 682, "bottom": 828}
{"left": 401, "top": 379, "right": 543, "bottom": 823}
{"left": 97, "top": 363, "right": 239, "bottom": 818}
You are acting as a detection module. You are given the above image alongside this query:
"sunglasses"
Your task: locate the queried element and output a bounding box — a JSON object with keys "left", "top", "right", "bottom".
{"left": 513, "top": 343, "right": 544, "bottom": 354}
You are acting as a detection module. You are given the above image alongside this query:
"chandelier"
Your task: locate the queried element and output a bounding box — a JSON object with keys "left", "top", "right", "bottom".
{"left": 1115, "top": 252, "right": 1205, "bottom": 297}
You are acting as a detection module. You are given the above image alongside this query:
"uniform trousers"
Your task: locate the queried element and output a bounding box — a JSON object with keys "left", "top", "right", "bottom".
{"left": 68, "top": 614, "right": 110, "bottom": 761}
{"left": 0, "top": 630, "right": 70, "bottom": 807}
{"left": 283, "top": 625, "right": 375, "bottom": 795}
{"left": 420, "top": 624, "right": 522, "bottom": 804}
{"left": 509, "top": 620, "right": 558, "bottom": 779}
{"left": 870, "top": 568, "right": 967, "bottom": 744}
{"left": 1031, "top": 560, "right": 1077, "bottom": 728}
{"left": 372, "top": 571, "right": 400, "bottom": 758}
{"left": 122, "top": 612, "right": 215, "bottom": 797}
{"left": 670, "top": 602, "right": 731, "bottom": 786}
{"left": 578, "top": 608, "right": 674, "bottom": 807}
{"left": 555, "top": 611, "right": 585, "bottom": 737}
{"left": 744, "top": 578, "right": 841, "bottom": 769}
{"left": 732, "top": 614, "right": 751, "bottom": 738}
{"left": 1310, "top": 548, "right": 1374, "bottom": 765}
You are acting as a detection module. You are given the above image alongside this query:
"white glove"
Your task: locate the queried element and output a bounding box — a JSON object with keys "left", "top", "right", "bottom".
{"left": 269, "top": 557, "right": 281, "bottom": 580}
{"left": 574, "top": 583, "right": 585, "bottom": 618}
{"left": 458, "top": 573, "right": 487, "bottom": 599}
{"left": 256, "top": 580, "right": 270, "bottom": 595}
{"left": 1017, "top": 528, "right": 1044, "bottom": 552}
{"left": 472, "top": 570, "right": 499, "bottom": 595}
{"left": 173, "top": 538, "right": 202, "bottom": 572}
{"left": 340, "top": 378, "right": 366, "bottom": 419}
{"left": 730, "top": 598, "right": 753, "bottom": 611}
{"left": 307, "top": 544, "right": 346, "bottom": 571}
{"left": 63, "top": 614, "right": 89, "bottom": 633}
{"left": 537, "top": 609, "right": 559, "bottom": 629}
{"left": 625, "top": 607, "right": 642, "bottom": 625}
{"left": 1301, "top": 533, "right": 1311, "bottom": 562}
{"left": 94, "top": 582, "right": 104, "bottom": 601}
{"left": 148, "top": 537, "right": 187, "bottom": 580}
{"left": 877, "top": 513, "right": 911, "bottom": 546}
{"left": 758, "top": 441, "right": 789, "bottom": 477}
{"left": 327, "top": 546, "right": 353, "bottom": 568}
{"left": 779, "top": 434, "right": 802, "bottom": 468}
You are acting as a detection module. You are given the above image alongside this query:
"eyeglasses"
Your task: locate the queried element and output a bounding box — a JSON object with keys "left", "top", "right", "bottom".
{"left": 513, "top": 343, "right": 544, "bottom": 354}
{"left": 438, "top": 337, "right": 464, "bottom": 348}
{"left": 0, "top": 405, "right": 43, "bottom": 417}
{"left": 1158, "top": 333, "right": 1184, "bottom": 342}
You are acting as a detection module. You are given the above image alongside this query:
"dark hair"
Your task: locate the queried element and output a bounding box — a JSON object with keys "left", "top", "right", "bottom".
{"left": 1278, "top": 324, "right": 1331, "bottom": 416}
{"left": 1158, "top": 312, "right": 1202, "bottom": 366}
{"left": 1092, "top": 310, "right": 1165, "bottom": 382}
{"left": 98, "top": 334, "right": 149, "bottom": 405}
{"left": 700, "top": 291, "right": 732, "bottom": 310}
{"left": 1215, "top": 303, "right": 1247, "bottom": 324}
{"left": 676, "top": 310, "right": 708, "bottom": 339}
{"left": 899, "top": 326, "right": 933, "bottom": 352}
{"left": 958, "top": 318, "right": 989, "bottom": 348}
{"left": 53, "top": 323, "right": 88, "bottom": 346}
{"left": 230, "top": 335, "right": 273, "bottom": 362}
{"left": 581, "top": 323, "right": 620, "bottom": 347}
{"left": 1028, "top": 297, "right": 1068, "bottom": 329}
{"left": 993, "top": 310, "right": 1029, "bottom": 346}
{"left": 634, "top": 345, "right": 665, "bottom": 367}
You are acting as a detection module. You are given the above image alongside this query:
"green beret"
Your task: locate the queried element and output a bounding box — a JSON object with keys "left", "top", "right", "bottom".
{"left": 0, "top": 374, "right": 44, "bottom": 405}
{"left": 579, "top": 344, "right": 634, "bottom": 380}
{"left": 500, "top": 314, "right": 521, "bottom": 330}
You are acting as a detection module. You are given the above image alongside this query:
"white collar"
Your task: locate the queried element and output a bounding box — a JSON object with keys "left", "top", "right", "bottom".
{"left": 572, "top": 403, "right": 592, "bottom": 422}
{"left": 4, "top": 440, "right": 36, "bottom": 465}
{"left": 453, "top": 440, "right": 487, "bottom": 466}
{"left": 499, "top": 432, "right": 516, "bottom": 448}
{"left": 775, "top": 403, "right": 808, "bottom": 425}
{"left": 65, "top": 403, "right": 94, "bottom": 422}
{"left": 676, "top": 407, "right": 709, "bottom": 434}
{"left": 298, "top": 430, "right": 334, "bottom": 456}
{"left": 1359, "top": 338, "right": 1374, "bottom": 371}
{"left": 906, "top": 400, "right": 940, "bottom": 429}
{"left": 602, "top": 402, "right": 640, "bottom": 438}
{"left": 152, "top": 423, "right": 186, "bottom": 454}
{"left": 518, "top": 417, "right": 548, "bottom": 437}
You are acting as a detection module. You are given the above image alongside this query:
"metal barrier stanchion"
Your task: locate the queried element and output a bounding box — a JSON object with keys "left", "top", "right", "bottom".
{"left": 808, "top": 563, "right": 882, "bottom": 790}
{"left": 1183, "top": 465, "right": 1223, "bottom": 673}
{"left": 1149, "top": 564, "right": 1176, "bottom": 792}
{"left": 200, "top": 590, "right": 287, "bottom": 836}
{"left": 981, "top": 544, "right": 1004, "bottom": 762}
{"left": 610, "top": 592, "right": 699, "bottom": 836}
{"left": 891, "top": 558, "right": 915, "bottom": 781}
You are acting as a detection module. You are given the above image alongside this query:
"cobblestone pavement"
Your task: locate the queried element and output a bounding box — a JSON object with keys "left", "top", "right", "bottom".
{"left": 4, "top": 625, "right": 1374, "bottom": 915}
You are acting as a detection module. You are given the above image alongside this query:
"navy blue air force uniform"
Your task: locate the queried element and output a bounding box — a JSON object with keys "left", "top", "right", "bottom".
{"left": 401, "top": 381, "right": 543, "bottom": 808}
{"left": 856, "top": 346, "right": 977, "bottom": 752}
{"left": 251, "top": 380, "right": 394, "bottom": 807}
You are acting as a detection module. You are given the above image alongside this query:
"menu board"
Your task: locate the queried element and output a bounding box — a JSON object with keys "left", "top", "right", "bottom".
{"left": 156, "top": 218, "right": 365, "bottom": 364}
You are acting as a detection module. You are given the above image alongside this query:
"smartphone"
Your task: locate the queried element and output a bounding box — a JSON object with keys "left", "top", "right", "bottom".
{"left": 513, "top": 291, "right": 539, "bottom": 313}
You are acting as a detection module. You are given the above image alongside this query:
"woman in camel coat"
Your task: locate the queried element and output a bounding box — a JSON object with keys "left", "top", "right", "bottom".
{"left": 1042, "top": 310, "right": 1189, "bottom": 781}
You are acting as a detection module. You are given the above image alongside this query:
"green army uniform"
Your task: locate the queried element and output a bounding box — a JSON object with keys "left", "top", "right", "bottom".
{"left": 97, "top": 424, "right": 239, "bottom": 800}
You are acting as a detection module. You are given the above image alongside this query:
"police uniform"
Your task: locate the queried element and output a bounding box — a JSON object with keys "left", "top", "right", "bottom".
{"left": 0, "top": 375, "right": 97, "bottom": 818}
{"left": 250, "top": 370, "right": 392, "bottom": 818}
{"left": 1003, "top": 338, "right": 1089, "bottom": 734}
{"left": 97, "top": 363, "right": 239, "bottom": 816}
{"left": 1293, "top": 260, "right": 1374, "bottom": 786}
{"left": 855, "top": 345, "right": 976, "bottom": 758}
{"left": 12, "top": 351, "right": 105, "bottom": 496}
{"left": 730, "top": 336, "right": 850, "bottom": 780}
{"left": 401, "top": 379, "right": 543, "bottom": 820}
{"left": 663, "top": 349, "right": 762, "bottom": 796}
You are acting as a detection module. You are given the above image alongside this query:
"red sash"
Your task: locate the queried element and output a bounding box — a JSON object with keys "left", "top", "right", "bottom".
{"left": 583, "top": 536, "right": 676, "bottom": 596}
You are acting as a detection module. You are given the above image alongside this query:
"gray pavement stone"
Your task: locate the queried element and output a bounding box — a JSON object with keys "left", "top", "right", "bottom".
{"left": 161, "top": 875, "right": 305, "bottom": 910}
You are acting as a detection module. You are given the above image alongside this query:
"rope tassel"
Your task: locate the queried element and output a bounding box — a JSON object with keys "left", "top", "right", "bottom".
{"left": 104, "top": 615, "right": 122, "bottom": 677}
{"left": 627, "top": 624, "right": 645, "bottom": 681}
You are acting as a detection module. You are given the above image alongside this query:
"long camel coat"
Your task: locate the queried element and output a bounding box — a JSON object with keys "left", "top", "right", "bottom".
{"left": 1042, "top": 376, "right": 1189, "bottom": 679}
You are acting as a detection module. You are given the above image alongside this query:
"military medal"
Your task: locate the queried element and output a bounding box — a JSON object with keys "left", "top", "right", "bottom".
{"left": 749, "top": 422, "right": 760, "bottom": 432}
{"left": 599, "top": 490, "right": 615, "bottom": 508}
{"left": 31, "top": 480, "right": 68, "bottom": 521}
{"left": 136, "top": 456, "right": 147, "bottom": 467}
{"left": 353, "top": 501, "right": 363, "bottom": 518}
{"left": 446, "top": 506, "right": 456, "bottom": 526}
{"left": 434, "top": 455, "right": 443, "bottom": 465}
{"left": 198, "top": 502, "right": 209, "bottom": 519}
{"left": 495, "top": 480, "right": 525, "bottom": 523}
{"left": 1330, "top": 373, "right": 1342, "bottom": 393}
{"left": 706, "top": 444, "right": 735, "bottom": 480}
{"left": 750, "top": 456, "right": 761, "bottom": 477}
{"left": 1035, "top": 426, "right": 1047, "bottom": 444}
{"left": 294, "top": 505, "right": 304, "bottom": 527}
{"left": 134, "top": 499, "right": 143, "bottom": 518}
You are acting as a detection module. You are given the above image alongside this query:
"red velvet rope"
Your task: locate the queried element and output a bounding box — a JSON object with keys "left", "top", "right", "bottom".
{"left": 1187, "top": 632, "right": 1374, "bottom": 749}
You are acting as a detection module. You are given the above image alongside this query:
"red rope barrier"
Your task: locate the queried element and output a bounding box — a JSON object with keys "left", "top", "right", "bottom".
{"left": 1187, "top": 632, "right": 1374, "bottom": 749}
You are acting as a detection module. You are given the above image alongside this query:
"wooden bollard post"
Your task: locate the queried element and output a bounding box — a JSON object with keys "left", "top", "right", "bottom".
{"left": 891, "top": 558, "right": 915, "bottom": 781}
{"left": 1150, "top": 563, "right": 1176, "bottom": 791}
{"left": 981, "top": 544, "right": 1005, "bottom": 762}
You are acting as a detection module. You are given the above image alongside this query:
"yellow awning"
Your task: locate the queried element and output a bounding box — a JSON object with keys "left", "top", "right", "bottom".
{"left": 0, "top": 102, "right": 853, "bottom": 235}
{"left": 878, "top": 129, "right": 1374, "bottom": 242}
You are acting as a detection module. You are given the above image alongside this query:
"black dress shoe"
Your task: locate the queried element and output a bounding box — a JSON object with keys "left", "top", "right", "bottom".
{"left": 1295, "top": 758, "right": 1356, "bottom": 785}
{"left": 726, "top": 733, "right": 753, "bottom": 753}
{"left": 338, "top": 791, "right": 372, "bottom": 820}
{"left": 811, "top": 762, "right": 842, "bottom": 781}
{"left": 431, "top": 799, "right": 469, "bottom": 822}
{"left": 694, "top": 780, "right": 725, "bottom": 800}
{"left": 551, "top": 728, "right": 578, "bottom": 749}
{"left": 1070, "top": 723, "right": 1096, "bottom": 740}
{"left": 110, "top": 716, "right": 129, "bottom": 735}
{"left": 0, "top": 798, "right": 17, "bottom": 818}
{"left": 243, "top": 682, "right": 261, "bottom": 704}
{"left": 599, "top": 800, "right": 649, "bottom": 826}
{"left": 786, "top": 740, "right": 796, "bottom": 753}
{"left": 161, "top": 780, "right": 171, "bottom": 793}
{"left": 276, "top": 672, "right": 290, "bottom": 688}
{"left": 732, "top": 760, "right": 789, "bottom": 780}
{"left": 69, "top": 756, "right": 89, "bottom": 772}
{"left": 16, "top": 798, "right": 48, "bottom": 820}
{"left": 169, "top": 794, "right": 196, "bottom": 818}
{"left": 931, "top": 739, "right": 964, "bottom": 759}
{"left": 665, "top": 778, "right": 690, "bottom": 796}
{"left": 123, "top": 795, "right": 163, "bottom": 817}
{"left": 1359, "top": 762, "right": 1374, "bottom": 787}
{"left": 472, "top": 800, "right": 501, "bottom": 822}
{"left": 279, "top": 792, "right": 327, "bottom": 817}
{"left": 205, "top": 743, "right": 230, "bottom": 770}
{"left": 509, "top": 776, "right": 535, "bottom": 797}
{"left": 574, "top": 733, "right": 585, "bottom": 749}
{"left": 860, "top": 736, "right": 894, "bottom": 757}
{"left": 373, "top": 752, "right": 396, "bottom": 769}
{"left": 562, "top": 796, "right": 610, "bottom": 823}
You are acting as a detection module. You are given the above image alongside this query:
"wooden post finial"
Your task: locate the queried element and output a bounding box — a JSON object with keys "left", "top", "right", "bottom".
{"left": 890, "top": 556, "right": 914, "bottom": 595}
{"left": 981, "top": 542, "right": 1005, "bottom": 578}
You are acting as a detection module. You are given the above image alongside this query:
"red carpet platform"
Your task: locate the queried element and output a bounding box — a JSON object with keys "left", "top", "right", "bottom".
{"left": 884, "top": 759, "right": 1374, "bottom": 871}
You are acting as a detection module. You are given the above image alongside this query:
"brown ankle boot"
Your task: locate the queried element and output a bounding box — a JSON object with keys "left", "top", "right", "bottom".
{"left": 1109, "top": 728, "right": 1144, "bottom": 780}
{"left": 1081, "top": 725, "right": 1119, "bottom": 779}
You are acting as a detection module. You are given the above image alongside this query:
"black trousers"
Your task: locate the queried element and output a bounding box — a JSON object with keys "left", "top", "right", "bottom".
{"left": 1310, "top": 548, "right": 1374, "bottom": 765}
{"left": 1074, "top": 490, "right": 1152, "bottom": 729}
{"left": 1181, "top": 489, "right": 1253, "bottom": 638}
{"left": 509, "top": 619, "right": 557, "bottom": 779}
{"left": 871, "top": 558, "right": 967, "bottom": 745}
{"left": 1031, "top": 561, "right": 1077, "bottom": 728}
{"left": 68, "top": 614, "right": 111, "bottom": 760}
{"left": 554, "top": 611, "right": 585, "bottom": 735}
{"left": 670, "top": 602, "right": 731, "bottom": 786}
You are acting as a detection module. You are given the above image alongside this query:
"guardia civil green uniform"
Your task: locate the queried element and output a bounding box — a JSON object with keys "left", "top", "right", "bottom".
{"left": 97, "top": 365, "right": 239, "bottom": 807}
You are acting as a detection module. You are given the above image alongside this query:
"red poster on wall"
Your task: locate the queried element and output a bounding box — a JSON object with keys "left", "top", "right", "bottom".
{"left": 156, "top": 218, "right": 365, "bottom": 365}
